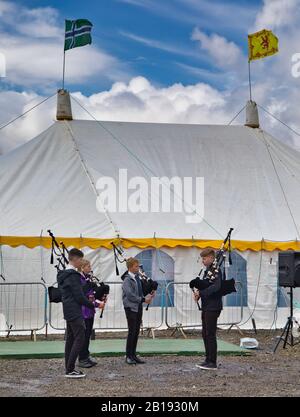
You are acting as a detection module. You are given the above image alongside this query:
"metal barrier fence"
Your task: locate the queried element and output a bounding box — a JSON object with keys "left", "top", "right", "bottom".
{"left": 49, "top": 282, "right": 165, "bottom": 331}
{"left": 165, "top": 281, "right": 243, "bottom": 329}
{"left": 0, "top": 282, "right": 47, "bottom": 333}
{"left": 0, "top": 281, "right": 243, "bottom": 335}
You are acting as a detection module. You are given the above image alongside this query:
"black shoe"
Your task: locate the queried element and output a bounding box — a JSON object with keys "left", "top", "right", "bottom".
{"left": 195, "top": 360, "right": 209, "bottom": 368}
{"left": 133, "top": 355, "right": 145, "bottom": 364}
{"left": 197, "top": 362, "right": 217, "bottom": 370}
{"left": 125, "top": 357, "right": 137, "bottom": 365}
{"left": 88, "top": 356, "right": 98, "bottom": 365}
{"left": 78, "top": 359, "right": 94, "bottom": 368}
{"left": 65, "top": 370, "right": 86, "bottom": 378}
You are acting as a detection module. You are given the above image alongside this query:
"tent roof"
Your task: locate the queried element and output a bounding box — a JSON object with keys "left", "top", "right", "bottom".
{"left": 1, "top": 119, "right": 300, "bottom": 251}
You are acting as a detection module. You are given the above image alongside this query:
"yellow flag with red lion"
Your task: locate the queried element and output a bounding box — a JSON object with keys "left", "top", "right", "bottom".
{"left": 248, "top": 29, "right": 278, "bottom": 61}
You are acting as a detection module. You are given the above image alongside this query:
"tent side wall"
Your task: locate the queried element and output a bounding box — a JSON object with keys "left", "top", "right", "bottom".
{"left": 0, "top": 244, "right": 292, "bottom": 333}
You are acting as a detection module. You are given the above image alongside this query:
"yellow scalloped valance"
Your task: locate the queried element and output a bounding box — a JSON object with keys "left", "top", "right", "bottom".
{"left": 0, "top": 236, "right": 299, "bottom": 252}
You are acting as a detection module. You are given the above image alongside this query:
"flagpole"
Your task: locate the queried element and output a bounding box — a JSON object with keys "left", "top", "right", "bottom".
{"left": 62, "top": 50, "right": 66, "bottom": 90}
{"left": 248, "top": 60, "right": 252, "bottom": 101}
{"left": 62, "top": 19, "right": 93, "bottom": 90}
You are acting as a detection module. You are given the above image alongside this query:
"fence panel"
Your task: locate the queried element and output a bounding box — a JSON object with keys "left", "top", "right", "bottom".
{"left": 0, "top": 282, "right": 47, "bottom": 333}
{"left": 2, "top": 281, "right": 243, "bottom": 333}
{"left": 49, "top": 282, "right": 165, "bottom": 331}
{"left": 165, "top": 281, "right": 243, "bottom": 329}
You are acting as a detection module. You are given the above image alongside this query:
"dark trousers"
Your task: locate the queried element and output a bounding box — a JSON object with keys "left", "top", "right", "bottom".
{"left": 65, "top": 317, "right": 86, "bottom": 373}
{"left": 79, "top": 317, "right": 94, "bottom": 361}
{"left": 125, "top": 305, "right": 143, "bottom": 358}
{"left": 201, "top": 310, "right": 221, "bottom": 365}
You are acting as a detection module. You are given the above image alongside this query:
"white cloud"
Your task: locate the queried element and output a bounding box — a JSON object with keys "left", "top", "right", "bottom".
{"left": 120, "top": 30, "right": 206, "bottom": 60}
{"left": 117, "top": 0, "right": 257, "bottom": 32}
{"left": 254, "top": 0, "right": 300, "bottom": 30}
{"left": 0, "top": 91, "right": 56, "bottom": 154}
{"left": 185, "top": 1, "right": 300, "bottom": 151}
{"left": 116, "top": 0, "right": 197, "bottom": 25}
{"left": 0, "top": 76, "right": 229, "bottom": 154}
{"left": 0, "top": 0, "right": 13, "bottom": 15}
{"left": 191, "top": 28, "right": 243, "bottom": 69}
{"left": 0, "top": 33, "right": 122, "bottom": 89}
{"left": 0, "top": 1, "right": 130, "bottom": 89}
{"left": 0, "top": 1, "right": 61, "bottom": 37}
{"left": 71, "top": 76, "right": 227, "bottom": 124}
{"left": 180, "top": 0, "right": 258, "bottom": 31}
{"left": 243, "top": 0, "right": 300, "bottom": 149}
{"left": 1, "top": 70, "right": 300, "bottom": 156}
{"left": 15, "top": 7, "right": 62, "bottom": 38}
{"left": 175, "top": 62, "right": 224, "bottom": 83}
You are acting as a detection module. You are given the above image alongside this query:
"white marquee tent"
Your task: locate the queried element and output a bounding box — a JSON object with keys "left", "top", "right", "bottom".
{"left": 1, "top": 108, "right": 300, "bottom": 333}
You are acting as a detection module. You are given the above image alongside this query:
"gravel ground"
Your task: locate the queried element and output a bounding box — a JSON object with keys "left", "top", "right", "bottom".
{"left": 1, "top": 329, "right": 300, "bottom": 397}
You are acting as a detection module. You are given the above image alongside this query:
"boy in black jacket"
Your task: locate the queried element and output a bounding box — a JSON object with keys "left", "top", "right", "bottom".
{"left": 57, "top": 248, "right": 95, "bottom": 378}
{"left": 193, "top": 248, "right": 222, "bottom": 370}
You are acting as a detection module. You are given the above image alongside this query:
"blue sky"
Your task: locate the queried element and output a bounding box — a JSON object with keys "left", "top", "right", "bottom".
{"left": 0, "top": 0, "right": 300, "bottom": 153}
{"left": 8, "top": 0, "right": 263, "bottom": 93}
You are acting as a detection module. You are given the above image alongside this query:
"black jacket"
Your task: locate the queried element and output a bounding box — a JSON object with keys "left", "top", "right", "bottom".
{"left": 57, "top": 268, "right": 94, "bottom": 321}
{"left": 200, "top": 268, "right": 223, "bottom": 312}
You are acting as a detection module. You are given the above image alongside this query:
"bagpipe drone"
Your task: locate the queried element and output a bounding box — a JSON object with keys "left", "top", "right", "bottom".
{"left": 47, "top": 230, "right": 110, "bottom": 318}
{"left": 189, "top": 228, "right": 236, "bottom": 310}
{"left": 111, "top": 242, "right": 158, "bottom": 310}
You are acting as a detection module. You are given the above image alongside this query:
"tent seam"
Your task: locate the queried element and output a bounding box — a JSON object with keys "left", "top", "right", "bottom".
{"left": 62, "top": 120, "right": 119, "bottom": 238}
{"left": 251, "top": 128, "right": 300, "bottom": 240}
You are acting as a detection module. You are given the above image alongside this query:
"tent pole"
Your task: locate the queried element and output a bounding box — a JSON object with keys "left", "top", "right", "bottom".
{"left": 62, "top": 50, "right": 66, "bottom": 90}
{"left": 248, "top": 60, "right": 252, "bottom": 101}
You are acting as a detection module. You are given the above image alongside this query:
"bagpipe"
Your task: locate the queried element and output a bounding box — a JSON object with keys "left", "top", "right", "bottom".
{"left": 48, "top": 229, "right": 69, "bottom": 271}
{"left": 83, "top": 273, "right": 110, "bottom": 303}
{"left": 137, "top": 264, "right": 159, "bottom": 299}
{"left": 81, "top": 272, "right": 110, "bottom": 319}
{"left": 47, "top": 230, "right": 110, "bottom": 317}
{"left": 189, "top": 228, "right": 236, "bottom": 309}
{"left": 111, "top": 242, "right": 158, "bottom": 310}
